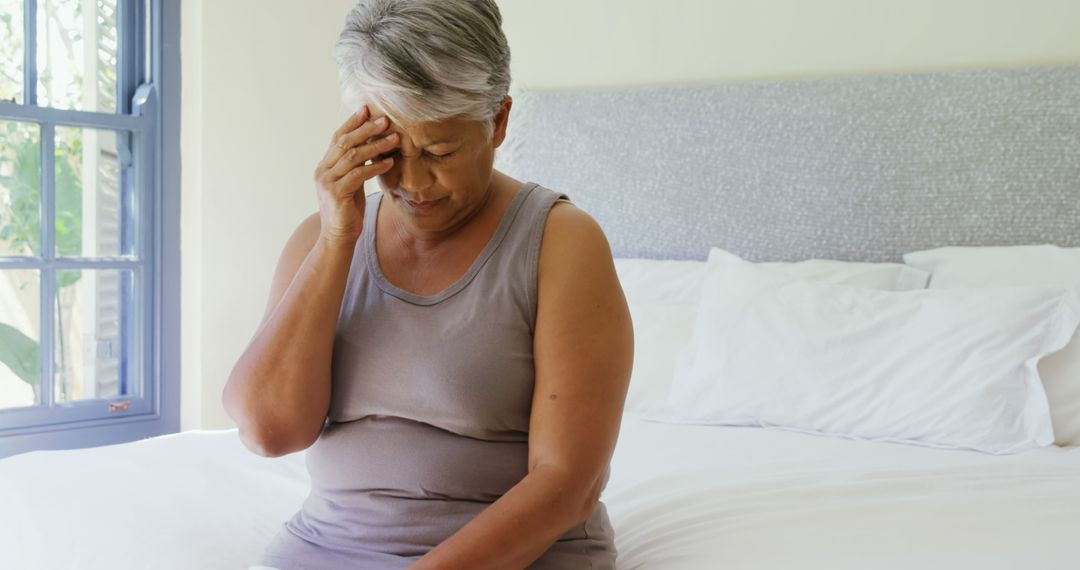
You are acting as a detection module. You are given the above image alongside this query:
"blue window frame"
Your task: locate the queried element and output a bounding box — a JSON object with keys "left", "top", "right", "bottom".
{"left": 0, "top": 0, "right": 180, "bottom": 459}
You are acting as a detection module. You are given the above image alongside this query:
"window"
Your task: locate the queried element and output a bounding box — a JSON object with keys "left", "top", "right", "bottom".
{"left": 0, "top": 0, "right": 179, "bottom": 459}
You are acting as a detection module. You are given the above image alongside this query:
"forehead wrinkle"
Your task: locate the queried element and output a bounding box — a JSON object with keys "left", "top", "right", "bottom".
{"left": 385, "top": 124, "right": 461, "bottom": 149}
{"left": 366, "top": 110, "right": 467, "bottom": 148}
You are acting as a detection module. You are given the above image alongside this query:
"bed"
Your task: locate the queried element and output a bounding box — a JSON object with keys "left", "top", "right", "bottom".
{"left": 2, "top": 414, "right": 1079, "bottom": 569}
{"left": 2, "top": 64, "right": 1080, "bottom": 569}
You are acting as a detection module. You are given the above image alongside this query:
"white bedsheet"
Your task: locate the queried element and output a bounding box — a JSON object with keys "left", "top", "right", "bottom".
{"left": 606, "top": 412, "right": 1080, "bottom": 569}
{"left": 0, "top": 429, "right": 308, "bottom": 570}
{"left": 1, "top": 413, "right": 1078, "bottom": 569}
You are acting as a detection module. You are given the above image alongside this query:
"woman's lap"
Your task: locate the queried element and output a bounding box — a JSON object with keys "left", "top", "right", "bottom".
{"left": 254, "top": 520, "right": 615, "bottom": 570}
{"left": 254, "top": 524, "right": 419, "bottom": 570}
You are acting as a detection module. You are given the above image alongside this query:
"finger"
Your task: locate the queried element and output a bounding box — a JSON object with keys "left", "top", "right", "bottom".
{"left": 330, "top": 105, "right": 369, "bottom": 146}
{"left": 329, "top": 131, "right": 400, "bottom": 180}
{"left": 321, "top": 115, "right": 392, "bottom": 171}
{"left": 317, "top": 108, "right": 370, "bottom": 174}
{"left": 335, "top": 114, "right": 391, "bottom": 153}
{"left": 336, "top": 156, "right": 395, "bottom": 188}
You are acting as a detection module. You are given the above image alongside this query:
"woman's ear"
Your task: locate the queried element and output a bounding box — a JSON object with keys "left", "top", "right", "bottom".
{"left": 492, "top": 96, "right": 513, "bottom": 148}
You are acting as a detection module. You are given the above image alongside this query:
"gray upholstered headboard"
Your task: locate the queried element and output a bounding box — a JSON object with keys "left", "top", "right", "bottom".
{"left": 495, "top": 65, "right": 1080, "bottom": 262}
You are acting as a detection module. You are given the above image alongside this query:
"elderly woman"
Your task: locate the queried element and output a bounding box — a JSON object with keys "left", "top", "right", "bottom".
{"left": 223, "top": 1, "right": 633, "bottom": 569}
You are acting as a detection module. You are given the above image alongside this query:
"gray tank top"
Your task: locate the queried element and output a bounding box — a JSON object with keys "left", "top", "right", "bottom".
{"left": 256, "top": 181, "right": 617, "bottom": 570}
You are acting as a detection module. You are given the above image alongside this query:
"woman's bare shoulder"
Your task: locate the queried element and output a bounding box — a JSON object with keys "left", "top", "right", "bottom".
{"left": 255, "top": 212, "right": 322, "bottom": 330}
{"left": 537, "top": 200, "right": 615, "bottom": 288}
{"left": 294, "top": 211, "right": 322, "bottom": 247}
{"left": 542, "top": 201, "right": 609, "bottom": 257}
{"left": 280, "top": 211, "right": 322, "bottom": 267}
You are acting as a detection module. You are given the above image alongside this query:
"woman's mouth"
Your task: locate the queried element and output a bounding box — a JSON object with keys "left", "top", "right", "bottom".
{"left": 400, "top": 195, "right": 444, "bottom": 212}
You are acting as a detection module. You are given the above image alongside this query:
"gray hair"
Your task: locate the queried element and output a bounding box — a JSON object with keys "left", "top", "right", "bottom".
{"left": 333, "top": 0, "right": 512, "bottom": 140}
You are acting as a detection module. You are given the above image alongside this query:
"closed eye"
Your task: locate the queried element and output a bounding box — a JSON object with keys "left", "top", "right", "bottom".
{"left": 425, "top": 150, "right": 454, "bottom": 161}
{"left": 377, "top": 150, "right": 454, "bottom": 161}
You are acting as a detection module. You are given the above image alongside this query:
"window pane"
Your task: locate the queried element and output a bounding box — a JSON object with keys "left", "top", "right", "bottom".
{"left": 0, "top": 0, "right": 24, "bottom": 104}
{"left": 54, "top": 268, "right": 131, "bottom": 403}
{"left": 36, "top": 0, "right": 119, "bottom": 113}
{"left": 0, "top": 120, "right": 41, "bottom": 256}
{"left": 55, "top": 126, "right": 125, "bottom": 257}
{"left": 0, "top": 269, "right": 41, "bottom": 410}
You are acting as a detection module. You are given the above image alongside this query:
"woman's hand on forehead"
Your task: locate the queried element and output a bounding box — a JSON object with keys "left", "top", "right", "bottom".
{"left": 311, "top": 104, "right": 401, "bottom": 243}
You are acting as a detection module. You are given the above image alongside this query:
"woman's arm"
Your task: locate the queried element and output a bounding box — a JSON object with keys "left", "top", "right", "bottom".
{"left": 412, "top": 201, "right": 634, "bottom": 569}
{"left": 223, "top": 107, "right": 398, "bottom": 458}
{"left": 222, "top": 216, "right": 353, "bottom": 457}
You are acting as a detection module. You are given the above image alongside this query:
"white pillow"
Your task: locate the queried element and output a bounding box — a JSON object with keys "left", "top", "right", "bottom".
{"left": 903, "top": 245, "right": 1080, "bottom": 447}
{"left": 615, "top": 259, "right": 703, "bottom": 414}
{"left": 645, "top": 247, "right": 1080, "bottom": 454}
{"left": 615, "top": 255, "right": 930, "bottom": 414}
{"left": 615, "top": 256, "right": 929, "bottom": 305}
{"left": 621, "top": 301, "right": 699, "bottom": 414}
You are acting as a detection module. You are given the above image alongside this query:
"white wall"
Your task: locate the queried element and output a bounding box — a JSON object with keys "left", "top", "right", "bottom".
{"left": 501, "top": 0, "right": 1080, "bottom": 88}
{"left": 180, "top": 0, "right": 1080, "bottom": 431}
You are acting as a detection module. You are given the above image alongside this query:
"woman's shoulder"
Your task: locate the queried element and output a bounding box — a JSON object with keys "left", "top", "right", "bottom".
{"left": 534, "top": 192, "right": 613, "bottom": 291}
{"left": 543, "top": 195, "right": 585, "bottom": 224}
{"left": 521, "top": 177, "right": 588, "bottom": 226}
{"left": 281, "top": 211, "right": 323, "bottom": 269}
{"left": 296, "top": 211, "right": 323, "bottom": 242}
{"left": 254, "top": 212, "right": 322, "bottom": 333}
{"left": 539, "top": 200, "right": 608, "bottom": 258}
{"left": 516, "top": 177, "right": 608, "bottom": 262}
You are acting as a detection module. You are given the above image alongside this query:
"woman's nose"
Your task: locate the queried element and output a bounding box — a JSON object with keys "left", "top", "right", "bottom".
{"left": 398, "top": 155, "right": 434, "bottom": 193}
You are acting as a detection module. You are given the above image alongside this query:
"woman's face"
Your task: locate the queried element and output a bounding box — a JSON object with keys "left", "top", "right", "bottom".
{"left": 368, "top": 99, "right": 510, "bottom": 235}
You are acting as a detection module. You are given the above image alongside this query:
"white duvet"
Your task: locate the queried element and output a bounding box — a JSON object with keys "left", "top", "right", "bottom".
{"left": 1, "top": 412, "right": 1078, "bottom": 569}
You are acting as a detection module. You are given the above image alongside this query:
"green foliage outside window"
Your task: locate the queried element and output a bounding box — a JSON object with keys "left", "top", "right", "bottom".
{"left": 0, "top": 0, "right": 120, "bottom": 401}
